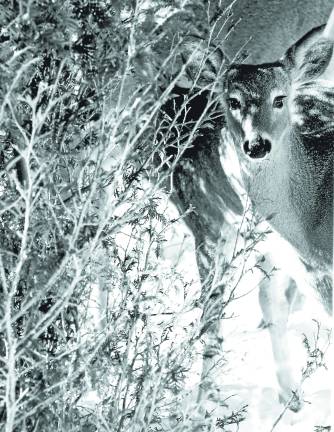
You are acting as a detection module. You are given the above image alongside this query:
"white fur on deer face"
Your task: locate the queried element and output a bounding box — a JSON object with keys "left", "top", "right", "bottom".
{"left": 222, "top": 63, "right": 290, "bottom": 163}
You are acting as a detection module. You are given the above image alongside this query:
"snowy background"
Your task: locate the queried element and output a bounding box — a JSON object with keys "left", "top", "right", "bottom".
{"left": 158, "top": 202, "right": 332, "bottom": 431}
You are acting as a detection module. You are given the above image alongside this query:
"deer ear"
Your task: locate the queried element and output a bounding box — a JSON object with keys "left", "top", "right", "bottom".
{"left": 283, "top": 24, "right": 333, "bottom": 82}
{"left": 175, "top": 38, "right": 229, "bottom": 89}
{"left": 285, "top": 19, "right": 334, "bottom": 136}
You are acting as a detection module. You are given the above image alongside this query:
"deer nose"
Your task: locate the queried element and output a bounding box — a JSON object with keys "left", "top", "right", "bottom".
{"left": 243, "top": 136, "right": 271, "bottom": 159}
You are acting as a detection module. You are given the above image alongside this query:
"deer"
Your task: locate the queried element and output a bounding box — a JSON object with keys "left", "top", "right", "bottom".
{"left": 157, "top": 3, "right": 334, "bottom": 413}
{"left": 108, "top": 0, "right": 334, "bottom": 414}
{"left": 218, "top": 9, "right": 334, "bottom": 410}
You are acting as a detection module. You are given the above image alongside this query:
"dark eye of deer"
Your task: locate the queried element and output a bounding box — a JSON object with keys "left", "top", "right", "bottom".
{"left": 273, "top": 96, "right": 286, "bottom": 109}
{"left": 228, "top": 98, "right": 241, "bottom": 110}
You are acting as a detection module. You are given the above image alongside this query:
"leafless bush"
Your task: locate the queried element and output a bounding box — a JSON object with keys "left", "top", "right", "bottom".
{"left": 0, "top": 1, "right": 255, "bottom": 431}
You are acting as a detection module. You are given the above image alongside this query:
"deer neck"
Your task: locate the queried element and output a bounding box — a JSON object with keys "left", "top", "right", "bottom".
{"left": 288, "top": 131, "right": 333, "bottom": 267}
{"left": 239, "top": 129, "right": 333, "bottom": 270}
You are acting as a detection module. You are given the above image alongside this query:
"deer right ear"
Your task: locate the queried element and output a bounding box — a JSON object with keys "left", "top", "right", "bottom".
{"left": 221, "top": 66, "right": 240, "bottom": 96}
{"left": 175, "top": 38, "right": 229, "bottom": 90}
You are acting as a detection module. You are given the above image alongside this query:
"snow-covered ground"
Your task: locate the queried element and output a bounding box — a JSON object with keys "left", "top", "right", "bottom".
{"left": 81, "top": 193, "right": 332, "bottom": 431}
{"left": 163, "top": 202, "right": 332, "bottom": 431}
{"left": 218, "top": 293, "right": 332, "bottom": 431}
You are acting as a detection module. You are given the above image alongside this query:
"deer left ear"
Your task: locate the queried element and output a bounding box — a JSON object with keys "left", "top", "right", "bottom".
{"left": 284, "top": 17, "right": 334, "bottom": 135}
{"left": 295, "top": 38, "right": 333, "bottom": 82}
{"left": 283, "top": 26, "right": 326, "bottom": 75}
{"left": 283, "top": 13, "right": 334, "bottom": 82}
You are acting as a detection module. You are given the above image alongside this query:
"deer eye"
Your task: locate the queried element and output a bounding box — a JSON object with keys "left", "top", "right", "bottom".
{"left": 273, "top": 96, "right": 286, "bottom": 109}
{"left": 227, "top": 97, "right": 241, "bottom": 110}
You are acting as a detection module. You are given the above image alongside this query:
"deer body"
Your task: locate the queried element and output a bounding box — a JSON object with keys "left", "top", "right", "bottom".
{"left": 156, "top": 2, "right": 334, "bottom": 413}
{"left": 225, "top": 79, "right": 333, "bottom": 268}
{"left": 218, "top": 17, "right": 333, "bottom": 409}
{"left": 222, "top": 22, "right": 333, "bottom": 307}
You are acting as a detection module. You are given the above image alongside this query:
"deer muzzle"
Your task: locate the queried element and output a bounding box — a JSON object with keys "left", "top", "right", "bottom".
{"left": 243, "top": 135, "right": 272, "bottom": 159}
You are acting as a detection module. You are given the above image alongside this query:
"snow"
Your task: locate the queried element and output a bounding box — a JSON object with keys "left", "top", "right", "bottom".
{"left": 163, "top": 200, "right": 332, "bottom": 431}
{"left": 79, "top": 185, "right": 332, "bottom": 431}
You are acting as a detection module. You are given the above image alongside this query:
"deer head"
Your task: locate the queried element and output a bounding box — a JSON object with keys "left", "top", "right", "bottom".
{"left": 222, "top": 62, "right": 290, "bottom": 160}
